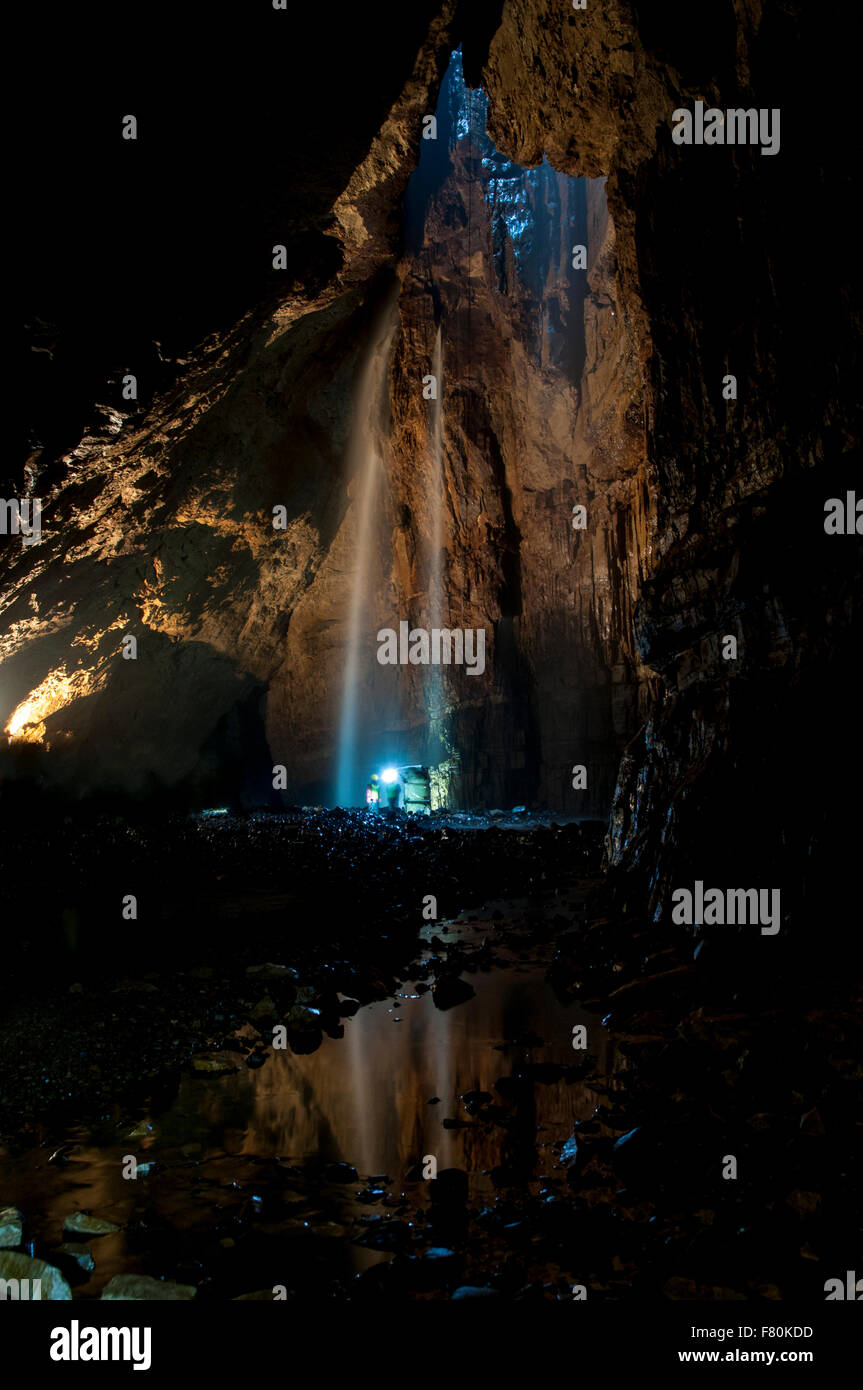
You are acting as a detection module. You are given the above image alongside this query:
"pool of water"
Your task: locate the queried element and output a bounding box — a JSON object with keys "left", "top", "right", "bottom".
{"left": 1, "top": 914, "right": 609, "bottom": 1298}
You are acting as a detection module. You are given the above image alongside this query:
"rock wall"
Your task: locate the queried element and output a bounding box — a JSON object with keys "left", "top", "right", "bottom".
{"left": 4, "top": 0, "right": 859, "bottom": 913}
{"left": 385, "top": 53, "right": 651, "bottom": 812}
{"left": 3, "top": 8, "right": 651, "bottom": 815}
{"left": 3, "top": 5, "right": 460, "bottom": 808}
{"left": 481, "top": 0, "right": 860, "bottom": 920}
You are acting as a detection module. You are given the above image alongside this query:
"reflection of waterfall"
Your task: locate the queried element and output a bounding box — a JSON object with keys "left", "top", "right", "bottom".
{"left": 204, "top": 969, "right": 603, "bottom": 1180}
{"left": 335, "top": 290, "right": 400, "bottom": 807}
{"left": 346, "top": 1009, "right": 377, "bottom": 1178}
{"left": 426, "top": 325, "right": 446, "bottom": 731}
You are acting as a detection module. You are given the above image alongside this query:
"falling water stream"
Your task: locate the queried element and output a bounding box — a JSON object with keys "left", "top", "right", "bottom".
{"left": 427, "top": 324, "right": 444, "bottom": 630}
{"left": 335, "top": 289, "right": 400, "bottom": 807}
{"left": 426, "top": 324, "right": 446, "bottom": 734}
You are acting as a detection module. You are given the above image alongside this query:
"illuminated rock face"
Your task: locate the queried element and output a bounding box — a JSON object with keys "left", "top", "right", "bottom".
{"left": 383, "top": 50, "right": 650, "bottom": 811}
{"left": 3, "top": 2, "right": 858, "bottom": 903}
{"left": 2, "top": 16, "right": 454, "bottom": 808}
{"left": 1, "top": 27, "right": 649, "bottom": 814}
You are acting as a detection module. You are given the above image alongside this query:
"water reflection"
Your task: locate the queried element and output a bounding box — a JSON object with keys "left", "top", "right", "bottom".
{"left": 192, "top": 966, "right": 599, "bottom": 1179}
{"left": 0, "top": 943, "right": 606, "bottom": 1297}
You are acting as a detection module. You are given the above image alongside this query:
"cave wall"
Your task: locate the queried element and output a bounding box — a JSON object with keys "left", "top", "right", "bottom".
{"left": 5, "top": 1, "right": 859, "bottom": 897}
{"left": 385, "top": 53, "right": 651, "bottom": 812}
{"left": 3, "top": 4, "right": 652, "bottom": 815}
{"left": 3, "top": 5, "right": 461, "bottom": 808}
{"left": 480, "top": 0, "right": 860, "bottom": 919}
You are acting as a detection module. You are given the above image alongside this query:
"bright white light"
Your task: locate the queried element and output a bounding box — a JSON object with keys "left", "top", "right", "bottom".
{"left": 381, "top": 767, "right": 399, "bottom": 784}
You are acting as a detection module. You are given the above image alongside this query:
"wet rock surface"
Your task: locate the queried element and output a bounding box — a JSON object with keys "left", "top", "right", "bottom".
{"left": 0, "top": 811, "right": 858, "bottom": 1301}
{"left": 0, "top": 1206, "right": 23, "bottom": 1248}
{"left": 0, "top": 809, "right": 598, "bottom": 1130}
{"left": 101, "top": 1274, "right": 196, "bottom": 1301}
{"left": 0, "top": 1249, "right": 72, "bottom": 1300}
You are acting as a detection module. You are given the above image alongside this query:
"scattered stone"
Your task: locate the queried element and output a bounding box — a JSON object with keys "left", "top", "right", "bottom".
{"left": 431, "top": 975, "right": 476, "bottom": 1011}
{"left": 48, "top": 1142, "right": 78, "bottom": 1165}
{"left": 101, "top": 1274, "right": 196, "bottom": 1300}
{"left": 191, "top": 1053, "right": 239, "bottom": 1074}
{"left": 126, "top": 1120, "right": 155, "bottom": 1139}
{"left": 800, "top": 1107, "right": 825, "bottom": 1135}
{"left": 284, "top": 1005, "right": 323, "bottom": 1054}
{"left": 353, "top": 1219, "right": 412, "bottom": 1251}
{"left": 0, "top": 1250, "right": 72, "bottom": 1299}
{"left": 0, "top": 1207, "right": 23, "bottom": 1248}
{"left": 246, "top": 963, "right": 295, "bottom": 981}
{"left": 284, "top": 1005, "right": 319, "bottom": 1030}
{"left": 57, "top": 1242, "right": 95, "bottom": 1273}
{"left": 63, "top": 1212, "right": 121, "bottom": 1237}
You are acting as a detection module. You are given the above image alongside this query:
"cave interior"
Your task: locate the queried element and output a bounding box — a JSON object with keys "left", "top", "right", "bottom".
{"left": 1, "top": 0, "right": 860, "bottom": 1322}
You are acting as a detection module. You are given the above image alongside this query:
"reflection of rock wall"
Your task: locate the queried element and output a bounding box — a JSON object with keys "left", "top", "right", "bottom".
{"left": 193, "top": 973, "right": 599, "bottom": 1183}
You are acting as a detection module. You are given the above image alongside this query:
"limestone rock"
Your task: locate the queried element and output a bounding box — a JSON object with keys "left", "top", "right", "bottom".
{"left": 101, "top": 1274, "right": 196, "bottom": 1301}
{"left": 191, "top": 1053, "right": 239, "bottom": 1075}
{"left": 57, "top": 1243, "right": 96, "bottom": 1273}
{"left": 0, "top": 1250, "right": 72, "bottom": 1300}
{"left": 0, "top": 1207, "right": 23, "bottom": 1249}
{"left": 63, "top": 1212, "right": 121, "bottom": 1237}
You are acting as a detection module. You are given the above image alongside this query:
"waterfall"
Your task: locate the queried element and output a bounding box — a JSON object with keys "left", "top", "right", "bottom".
{"left": 335, "top": 290, "right": 399, "bottom": 807}
{"left": 427, "top": 325, "right": 446, "bottom": 726}
{"left": 428, "top": 325, "right": 444, "bottom": 627}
